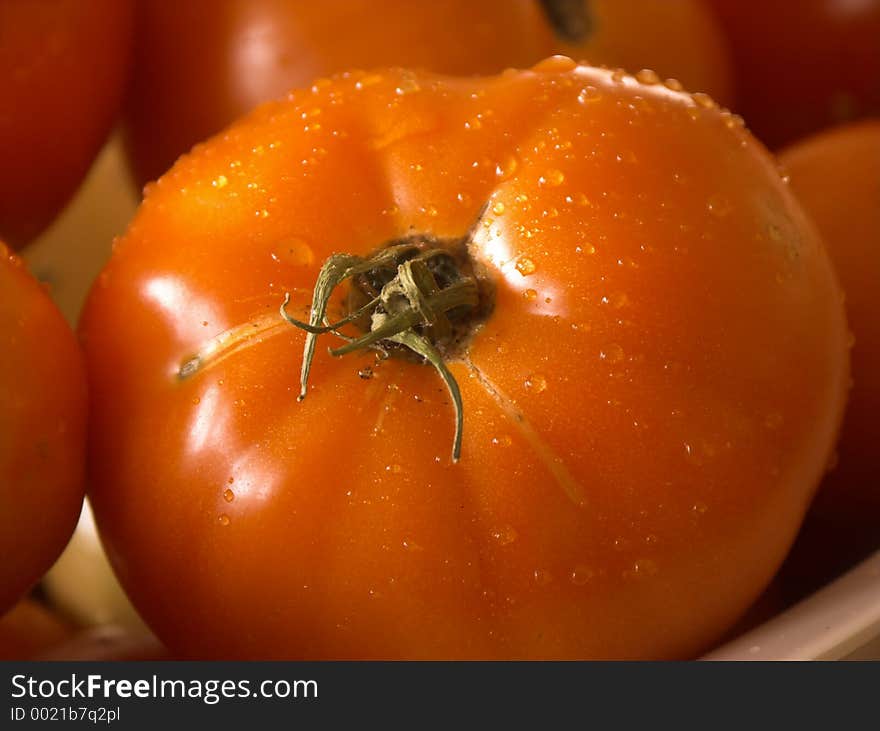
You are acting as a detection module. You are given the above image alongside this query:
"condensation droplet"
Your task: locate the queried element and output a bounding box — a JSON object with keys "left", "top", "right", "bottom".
{"left": 524, "top": 374, "right": 548, "bottom": 393}
{"left": 635, "top": 69, "right": 661, "bottom": 85}
{"left": 577, "top": 86, "right": 602, "bottom": 104}
{"left": 707, "top": 195, "right": 732, "bottom": 217}
{"left": 570, "top": 565, "right": 594, "bottom": 586}
{"left": 533, "top": 569, "right": 554, "bottom": 586}
{"left": 218, "top": 514, "right": 230, "bottom": 527}
{"left": 515, "top": 257, "right": 537, "bottom": 276}
{"left": 692, "top": 501, "right": 708, "bottom": 515}
{"left": 539, "top": 169, "right": 565, "bottom": 187}
{"left": 491, "top": 525, "right": 518, "bottom": 545}
{"left": 491, "top": 434, "right": 513, "bottom": 447}
{"left": 492, "top": 201, "right": 506, "bottom": 215}
{"left": 632, "top": 559, "right": 658, "bottom": 577}
{"left": 495, "top": 154, "right": 519, "bottom": 180}
{"left": 533, "top": 55, "right": 577, "bottom": 73}
{"left": 272, "top": 237, "right": 315, "bottom": 267}
{"left": 523, "top": 288, "right": 538, "bottom": 301}
{"left": 212, "top": 174, "right": 228, "bottom": 189}
{"left": 600, "top": 343, "right": 624, "bottom": 364}
{"left": 223, "top": 488, "right": 235, "bottom": 503}
{"left": 664, "top": 78, "right": 684, "bottom": 92}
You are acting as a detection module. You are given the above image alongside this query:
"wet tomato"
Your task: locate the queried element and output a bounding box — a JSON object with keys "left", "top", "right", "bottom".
{"left": 123, "top": 0, "right": 732, "bottom": 185}
{"left": 0, "top": 0, "right": 134, "bottom": 247}
{"left": 777, "top": 121, "right": 880, "bottom": 597}
{"left": 81, "top": 59, "right": 848, "bottom": 659}
{"left": 0, "top": 245, "right": 87, "bottom": 612}
{"left": 708, "top": 0, "right": 880, "bottom": 149}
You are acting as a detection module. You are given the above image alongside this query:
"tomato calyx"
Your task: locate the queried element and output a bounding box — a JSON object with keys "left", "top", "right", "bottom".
{"left": 539, "top": 0, "right": 593, "bottom": 43}
{"left": 282, "top": 236, "right": 492, "bottom": 462}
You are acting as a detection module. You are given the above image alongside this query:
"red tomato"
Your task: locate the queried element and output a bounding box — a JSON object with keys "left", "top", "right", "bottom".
{"left": 123, "top": 0, "right": 732, "bottom": 185}
{"left": 0, "top": 599, "right": 72, "bottom": 661}
{"left": 0, "top": 0, "right": 134, "bottom": 247}
{"left": 776, "top": 121, "right": 880, "bottom": 598}
{"left": 0, "top": 244, "right": 87, "bottom": 612}
{"left": 708, "top": 0, "right": 880, "bottom": 149}
{"left": 81, "top": 60, "right": 848, "bottom": 659}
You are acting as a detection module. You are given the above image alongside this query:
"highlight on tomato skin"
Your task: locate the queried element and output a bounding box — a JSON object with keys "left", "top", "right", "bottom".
{"left": 0, "top": 0, "right": 135, "bottom": 248}
{"left": 775, "top": 120, "right": 880, "bottom": 602}
{"left": 706, "top": 0, "right": 880, "bottom": 149}
{"left": 80, "top": 58, "right": 850, "bottom": 660}
{"left": 122, "top": 0, "right": 732, "bottom": 186}
{"left": 0, "top": 243, "right": 88, "bottom": 613}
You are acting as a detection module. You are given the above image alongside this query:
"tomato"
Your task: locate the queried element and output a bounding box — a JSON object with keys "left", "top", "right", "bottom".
{"left": 0, "top": 244, "right": 87, "bottom": 612}
{"left": 0, "top": 0, "right": 134, "bottom": 247}
{"left": 776, "top": 121, "right": 880, "bottom": 598}
{"left": 0, "top": 599, "right": 73, "bottom": 661}
{"left": 81, "top": 59, "right": 848, "bottom": 659}
{"left": 123, "top": 0, "right": 732, "bottom": 185}
{"left": 707, "top": 0, "right": 880, "bottom": 149}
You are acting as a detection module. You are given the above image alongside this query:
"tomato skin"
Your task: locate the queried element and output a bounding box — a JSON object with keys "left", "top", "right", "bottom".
{"left": 776, "top": 121, "right": 880, "bottom": 597}
{"left": 0, "top": 245, "right": 87, "bottom": 612}
{"left": 708, "top": 0, "right": 880, "bottom": 149}
{"left": 123, "top": 0, "right": 732, "bottom": 185}
{"left": 0, "top": 0, "right": 134, "bottom": 247}
{"left": 82, "top": 61, "right": 848, "bottom": 659}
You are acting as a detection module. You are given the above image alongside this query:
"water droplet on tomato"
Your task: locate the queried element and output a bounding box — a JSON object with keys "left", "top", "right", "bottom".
{"left": 491, "top": 525, "right": 518, "bottom": 545}
{"left": 664, "top": 78, "right": 684, "bottom": 92}
{"left": 692, "top": 501, "right": 708, "bottom": 515}
{"left": 632, "top": 559, "right": 658, "bottom": 577}
{"left": 570, "top": 565, "right": 594, "bottom": 586}
{"left": 533, "top": 569, "right": 554, "bottom": 586}
{"left": 707, "top": 195, "right": 732, "bottom": 217}
{"left": 223, "top": 488, "right": 235, "bottom": 503}
{"left": 635, "top": 69, "right": 661, "bottom": 85}
{"left": 600, "top": 344, "right": 625, "bottom": 364}
{"left": 524, "top": 374, "right": 548, "bottom": 393}
{"left": 523, "top": 288, "right": 538, "bottom": 301}
{"left": 495, "top": 154, "right": 519, "bottom": 180}
{"left": 539, "top": 169, "right": 565, "bottom": 187}
{"left": 218, "top": 514, "right": 230, "bottom": 527}
{"left": 577, "top": 86, "right": 602, "bottom": 104}
{"left": 212, "top": 174, "right": 228, "bottom": 189}
{"left": 272, "top": 238, "right": 315, "bottom": 267}
{"left": 533, "top": 55, "right": 577, "bottom": 73}
{"left": 492, "top": 201, "right": 506, "bottom": 215}
{"left": 515, "top": 257, "right": 537, "bottom": 276}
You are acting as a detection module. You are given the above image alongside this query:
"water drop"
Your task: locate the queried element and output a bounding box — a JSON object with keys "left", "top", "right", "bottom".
{"left": 635, "top": 69, "right": 660, "bottom": 85}
{"left": 664, "top": 78, "right": 684, "bottom": 92}
{"left": 491, "top": 525, "right": 518, "bottom": 545}
{"left": 218, "top": 514, "right": 230, "bottom": 527}
{"left": 533, "top": 569, "right": 554, "bottom": 586}
{"left": 599, "top": 343, "right": 624, "bottom": 363}
{"left": 272, "top": 237, "right": 315, "bottom": 267}
{"left": 524, "top": 374, "right": 548, "bottom": 393}
{"left": 533, "top": 55, "right": 577, "bottom": 73}
{"left": 223, "top": 488, "right": 235, "bottom": 503}
{"left": 212, "top": 175, "right": 228, "bottom": 189}
{"left": 539, "top": 169, "right": 565, "bottom": 187}
{"left": 577, "top": 86, "right": 602, "bottom": 104}
{"left": 495, "top": 154, "right": 519, "bottom": 179}
{"left": 492, "top": 201, "right": 506, "bottom": 215}
{"left": 570, "top": 565, "right": 594, "bottom": 586}
{"left": 515, "top": 257, "right": 537, "bottom": 276}
{"left": 523, "top": 288, "right": 538, "bottom": 301}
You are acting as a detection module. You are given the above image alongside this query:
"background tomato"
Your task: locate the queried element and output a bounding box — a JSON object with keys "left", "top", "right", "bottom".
{"left": 0, "top": 0, "right": 134, "bottom": 248}
{"left": 776, "top": 121, "right": 880, "bottom": 599}
{"left": 0, "top": 244, "right": 87, "bottom": 613}
{"left": 707, "top": 0, "right": 880, "bottom": 149}
{"left": 81, "top": 60, "right": 848, "bottom": 660}
{"left": 123, "top": 0, "right": 732, "bottom": 185}
{"left": 0, "top": 599, "right": 72, "bottom": 661}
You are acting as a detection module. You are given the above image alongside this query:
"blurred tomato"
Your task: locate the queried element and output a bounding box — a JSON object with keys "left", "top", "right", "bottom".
{"left": 123, "top": 0, "right": 732, "bottom": 185}
{"left": 708, "top": 0, "right": 880, "bottom": 148}
{"left": 0, "top": 599, "right": 72, "bottom": 661}
{"left": 0, "top": 244, "right": 87, "bottom": 612}
{"left": 0, "top": 0, "right": 134, "bottom": 247}
{"left": 83, "top": 60, "right": 847, "bottom": 659}
{"left": 777, "top": 121, "right": 880, "bottom": 598}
